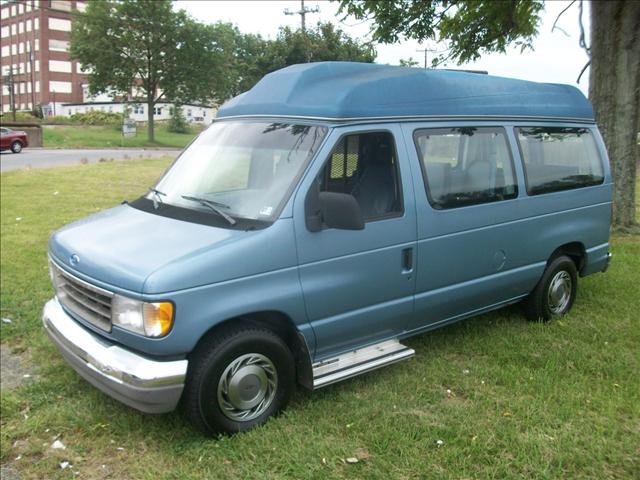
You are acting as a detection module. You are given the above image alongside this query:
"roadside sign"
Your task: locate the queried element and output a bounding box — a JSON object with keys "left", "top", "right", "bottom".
{"left": 122, "top": 119, "right": 136, "bottom": 138}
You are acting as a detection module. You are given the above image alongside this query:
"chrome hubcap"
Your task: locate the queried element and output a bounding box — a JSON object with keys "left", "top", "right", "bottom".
{"left": 548, "top": 271, "right": 572, "bottom": 315}
{"left": 217, "top": 353, "right": 277, "bottom": 421}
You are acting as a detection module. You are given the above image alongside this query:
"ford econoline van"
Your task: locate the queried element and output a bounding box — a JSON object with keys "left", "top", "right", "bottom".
{"left": 43, "top": 62, "right": 612, "bottom": 435}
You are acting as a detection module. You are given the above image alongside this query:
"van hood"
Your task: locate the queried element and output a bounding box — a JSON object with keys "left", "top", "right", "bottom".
{"left": 49, "top": 204, "right": 296, "bottom": 294}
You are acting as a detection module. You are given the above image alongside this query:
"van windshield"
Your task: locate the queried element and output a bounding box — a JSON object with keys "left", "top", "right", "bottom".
{"left": 149, "top": 121, "right": 327, "bottom": 225}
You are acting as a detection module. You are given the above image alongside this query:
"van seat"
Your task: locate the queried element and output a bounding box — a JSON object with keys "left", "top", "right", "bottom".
{"left": 425, "top": 162, "right": 451, "bottom": 202}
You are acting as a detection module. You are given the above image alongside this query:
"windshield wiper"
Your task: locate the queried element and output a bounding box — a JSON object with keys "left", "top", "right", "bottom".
{"left": 149, "top": 187, "right": 166, "bottom": 210}
{"left": 181, "top": 194, "right": 237, "bottom": 225}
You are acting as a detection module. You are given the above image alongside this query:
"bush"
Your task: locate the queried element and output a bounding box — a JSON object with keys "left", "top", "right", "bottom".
{"left": 69, "top": 111, "right": 124, "bottom": 126}
{"left": 167, "top": 105, "right": 189, "bottom": 134}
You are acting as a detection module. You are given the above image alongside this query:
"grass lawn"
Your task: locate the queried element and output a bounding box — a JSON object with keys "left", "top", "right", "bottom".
{"left": 1, "top": 158, "right": 638, "bottom": 479}
{"left": 42, "top": 124, "right": 201, "bottom": 149}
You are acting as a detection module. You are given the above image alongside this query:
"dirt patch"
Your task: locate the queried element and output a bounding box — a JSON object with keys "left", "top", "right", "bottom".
{"left": 0, "top": 465, "right": 21, "bottom": 480}
{"left": 0, "top": 344, "right": 31, "bottom": 391}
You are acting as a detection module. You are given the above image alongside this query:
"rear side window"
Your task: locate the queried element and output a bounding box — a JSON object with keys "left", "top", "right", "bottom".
{"left": 414, "top": 127, "right": 517, "bottom": 209}
{"left": 516, "top": 127, "right": 604, "bottom": 195}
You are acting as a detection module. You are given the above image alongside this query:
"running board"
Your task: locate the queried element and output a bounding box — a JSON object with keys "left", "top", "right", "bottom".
{"left": 312, "top": 339, "right": 415, "bottom": 389}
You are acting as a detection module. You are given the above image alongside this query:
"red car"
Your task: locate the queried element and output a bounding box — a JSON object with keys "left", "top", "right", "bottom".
{"left": 0, "top": 127, "right": 29, "bottom": 153}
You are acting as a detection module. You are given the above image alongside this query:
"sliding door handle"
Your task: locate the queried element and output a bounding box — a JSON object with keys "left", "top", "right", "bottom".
{"left": 401, "top": 247, "right": 413, "bottom": 273}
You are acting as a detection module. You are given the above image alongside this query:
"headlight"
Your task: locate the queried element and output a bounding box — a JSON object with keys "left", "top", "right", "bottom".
{"left": 111, "top": 295, "right": 174, "bottom": 338}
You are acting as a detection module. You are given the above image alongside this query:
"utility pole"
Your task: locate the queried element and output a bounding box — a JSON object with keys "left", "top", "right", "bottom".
{"left": 416, "top": 46, "right": 436, "bottom": 69}
{"left": 28, "top": 40, "right": 36, "bottom": 113}
{"left": 284, "top": 0, "right": 319, "bottom": 33}
{"left": 7, "top": 65, "right": 18, "bottom": 121}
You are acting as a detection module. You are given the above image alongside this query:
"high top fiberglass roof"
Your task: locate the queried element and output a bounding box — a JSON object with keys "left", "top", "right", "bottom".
{"left": 217, "top": 61, "right": 594, "bottom": 122}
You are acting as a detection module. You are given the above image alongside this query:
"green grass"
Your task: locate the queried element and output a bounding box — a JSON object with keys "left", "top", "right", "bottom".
{"left": 1, "top": 158, "right": 638, "bottom": 479}
{"left": 42, "top": 124, "right": 201, "bottom": 149}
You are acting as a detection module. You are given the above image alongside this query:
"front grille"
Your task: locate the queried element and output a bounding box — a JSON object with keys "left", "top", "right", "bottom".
{"left": 50, "top": 260, "right": 113, "bottom": 332}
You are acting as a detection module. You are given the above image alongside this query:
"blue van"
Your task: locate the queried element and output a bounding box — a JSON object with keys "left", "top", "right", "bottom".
{"left": 43, "top": 62, "right": 612, "bottom": 435}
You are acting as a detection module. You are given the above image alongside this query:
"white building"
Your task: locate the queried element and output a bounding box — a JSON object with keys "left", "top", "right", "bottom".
{"left": 60, "top": 84, "right": 217, "bottom": 124}
{"left": 62, "top": 101, "right": 217, "bottom": 124}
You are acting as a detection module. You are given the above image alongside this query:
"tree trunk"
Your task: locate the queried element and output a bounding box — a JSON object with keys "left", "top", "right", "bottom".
{"left": 589, "top": 1, "right": 640, "bottom": 229}
{"left": 147, "top": 97, "right": 155, "bottom": 143}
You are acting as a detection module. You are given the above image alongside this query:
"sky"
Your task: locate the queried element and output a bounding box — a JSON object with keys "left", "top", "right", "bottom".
{"left": 177, "top": 0, "right": 592, "bottom": 95}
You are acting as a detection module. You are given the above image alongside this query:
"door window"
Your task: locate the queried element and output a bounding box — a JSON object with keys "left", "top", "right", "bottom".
{"left": 318, "top": 131, "right": 402, "bottom": 220}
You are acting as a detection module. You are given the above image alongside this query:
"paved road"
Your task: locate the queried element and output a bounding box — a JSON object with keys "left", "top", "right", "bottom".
{"left": 0, "top": 148, "right": 180, "bottom": 172}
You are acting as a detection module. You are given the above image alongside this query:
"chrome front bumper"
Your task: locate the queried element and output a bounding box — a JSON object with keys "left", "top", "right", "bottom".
{"left": 42, "top": 298, "right": 187, "bottom": 413}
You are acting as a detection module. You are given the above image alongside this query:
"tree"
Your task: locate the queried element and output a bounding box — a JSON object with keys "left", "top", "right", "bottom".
{"left": 70, "top": 0, "right": 233, "bottom": 142}
{"left": 267, "top": 22, "right": 376, "bottom": 69}
{"left": 228, "top": 22, "right": 375, "bottom": 97}
{"left": 337, "top": 0, "right": 639, "bottom": 228}
{"left": 399, "top": 57, "right": 420, "bottom": 67}
{"left": 167, "top": 104, "right": 188, "bottom": 134}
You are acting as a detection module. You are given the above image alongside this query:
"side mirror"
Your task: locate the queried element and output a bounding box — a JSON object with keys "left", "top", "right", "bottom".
{"left": 317, "top": 192, "right": 365, "bottom": 231}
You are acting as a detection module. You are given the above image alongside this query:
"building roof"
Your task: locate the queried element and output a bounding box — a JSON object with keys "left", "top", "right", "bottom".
{"left": 217, "top": 62, "right": 594, "bottom": 122}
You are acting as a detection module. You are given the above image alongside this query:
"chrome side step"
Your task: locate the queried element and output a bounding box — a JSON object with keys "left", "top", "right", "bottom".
{"left": 312, "top": 339, "right": 415, "bottom": 389}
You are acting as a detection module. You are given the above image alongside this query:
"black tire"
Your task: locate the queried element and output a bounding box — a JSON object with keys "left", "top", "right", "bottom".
{"left": 11, "top": 141, "right": 23, "bottom": 153}
{"left": 523, "top": 255, "right": 578, "bottom": 322}
{"left": 184, "top": 325, "right": 295, "bottom": 436}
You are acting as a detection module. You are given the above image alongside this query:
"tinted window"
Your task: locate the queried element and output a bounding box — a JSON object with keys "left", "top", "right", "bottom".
{"left": 516, "top": 127, "right": 604, "bottom": 195}
{"left": 319, "top": 131, "right": 402, "bottom": 220}
{"left": 414, "top": 127, "right": 517, "bottom": 209}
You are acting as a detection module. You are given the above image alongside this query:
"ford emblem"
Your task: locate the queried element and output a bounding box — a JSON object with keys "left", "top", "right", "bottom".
{"left": 70, "top": 254, "right": 80, "bottom": 266}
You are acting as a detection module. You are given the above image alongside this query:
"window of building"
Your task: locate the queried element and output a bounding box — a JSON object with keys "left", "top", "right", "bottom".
{"left": 18, "top": 3, "right": 23, "bottom": 14}
{"left": 10, "top": 5, "right": 16, "bottom": 17}
{"left": 18, "top": 42, "right": 24, "bottom": 54}
{"left": 317, "top": 131, "right": 402, "bottom": 221}
{"left": 154, "top": 107, "right": 162, "bottom": 115}
{"left": 1, "top": 45, "right": 9, "bottom": 57}
{"left": 414, "top": 127, "right": 518, "bottom": 209}
{"left": 1, "top": 26, "right": 8, "bottom": 38}
{"left": 35, "top": 18, "right": 39, "bottom": 30}
{"left": 26, "top": 19, "right": 31, "bottom": 31}
{"left": 49, "top": 60, "right": 72, "bottom": 73}
{"left": 49, "top": 18, "right": 72, "bottom": 32}
{"left": 11, "top": 44, "right": 17, "bottom": 55}
{"left": 49, "top": 39, "right": 69, "bottom": 52}
{"left": 133, "top": 105, "right": 144, "bottom": 115}
{"left": 516, "top": 127, "right": 604, "bottom": 195}
{"left": 51, "top": 0, "right": 73, "bottom": 12}
{"left": 18, "top": 22, "right": 24, "bottom": 34}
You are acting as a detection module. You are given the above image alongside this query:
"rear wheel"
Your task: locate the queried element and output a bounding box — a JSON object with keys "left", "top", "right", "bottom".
{"left": 11, "top": 141, "right": 23, "bottom": 153}
{"left": 523, "top": 255, "right": 578, "bottom": 322}
{"left": 184, "top": 325, "right": 295, "bottom": 436}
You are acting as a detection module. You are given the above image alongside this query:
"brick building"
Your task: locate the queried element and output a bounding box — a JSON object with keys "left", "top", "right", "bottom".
{"left": 1, "top": 0, "right": 87, "bottom": 116}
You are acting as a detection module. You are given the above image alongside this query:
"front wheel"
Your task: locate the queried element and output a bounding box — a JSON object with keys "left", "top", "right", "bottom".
{"left": 523, "top": 255, "right": 578, "bottom": 322}
{"left": 11, "top": 141, "right": 23, "bottom": 153}
{"left": 184, "top": 325, "right": 295, "bottom": 436}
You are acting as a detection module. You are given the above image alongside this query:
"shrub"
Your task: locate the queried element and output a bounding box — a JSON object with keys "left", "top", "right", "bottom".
{"left": 69, "top": 111, "right": 124, "bottom": 126}
{"left": 167, "top": 105, "right": 189, "bottom": 134}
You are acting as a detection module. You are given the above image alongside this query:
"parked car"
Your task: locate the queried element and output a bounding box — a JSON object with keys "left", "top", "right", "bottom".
{"left": 43, "top": 62, "right": 612, "bottom": 436}
{"left": 0, "top": 127, "right": 29, "bottom": 153}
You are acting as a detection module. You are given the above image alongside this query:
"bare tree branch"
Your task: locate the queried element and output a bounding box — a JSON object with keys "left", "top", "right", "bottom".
{"left": 578, "top": 0, "right": 590, "bottom": 55}
{"left": 551, "top": 0, "right": 577, "bottom": 34}
{"left": 576, "top": 59, "right": 591, "bottom": 83}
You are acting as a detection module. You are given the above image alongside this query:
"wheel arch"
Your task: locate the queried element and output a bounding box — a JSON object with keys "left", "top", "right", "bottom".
{"left": 190, "top": 310, "right": 314, "bottom": 390}
{"left": 548, "top": 241, "right": 587, "bottom": 274}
